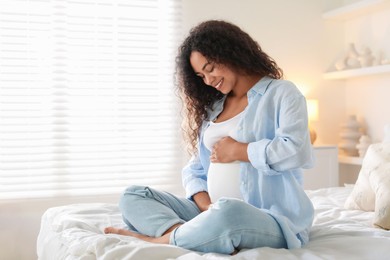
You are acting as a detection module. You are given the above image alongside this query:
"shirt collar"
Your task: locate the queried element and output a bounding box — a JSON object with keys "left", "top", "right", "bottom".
{"left": 248, "top": 76, "right": 274, "bottom": 97}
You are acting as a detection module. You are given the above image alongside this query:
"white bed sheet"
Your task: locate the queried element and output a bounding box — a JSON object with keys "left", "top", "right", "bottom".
{"left": 37, "top": 186, "right": 390, "bottom": 260}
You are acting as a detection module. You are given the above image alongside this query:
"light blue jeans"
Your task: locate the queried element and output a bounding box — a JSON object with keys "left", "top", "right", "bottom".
{"left": 119, "top": 185, "right": 287, "bottom": 254}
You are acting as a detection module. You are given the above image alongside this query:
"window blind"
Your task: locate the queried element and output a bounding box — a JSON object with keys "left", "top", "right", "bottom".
{"left": 0, "top": 0, "right": 184, "bottom": 200}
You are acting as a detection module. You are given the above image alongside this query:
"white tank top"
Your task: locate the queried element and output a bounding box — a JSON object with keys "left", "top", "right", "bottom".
{"left": 203, "top": 112, "right": 244, "bottom": 203}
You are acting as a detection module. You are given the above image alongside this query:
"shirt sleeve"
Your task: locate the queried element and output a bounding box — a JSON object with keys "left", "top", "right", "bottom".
{"left": 247, "top": 94, "right": 314, "bottom": 174}
{"left": 181, "top": 153, "right": 208, "bottom": 199}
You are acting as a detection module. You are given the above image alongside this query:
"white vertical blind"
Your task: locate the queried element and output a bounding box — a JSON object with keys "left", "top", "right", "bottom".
{"left": 0, "top": 0, "right": 183, "bottom": 199}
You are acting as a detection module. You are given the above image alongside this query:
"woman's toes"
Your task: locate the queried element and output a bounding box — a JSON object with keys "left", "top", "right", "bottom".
{"left": 104, "top": 227, "right": 118, "bottom": 234}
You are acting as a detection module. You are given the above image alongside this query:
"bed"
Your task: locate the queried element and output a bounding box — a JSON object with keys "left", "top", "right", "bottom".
{"left": 37, "top": 185, "right": 390, "bottom": 260}
{"left": 37, "top": 140, "right": 390, "bottom": 259}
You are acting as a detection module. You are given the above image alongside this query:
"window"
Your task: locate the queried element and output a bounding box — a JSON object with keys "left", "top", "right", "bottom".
{"left": 0, "top": 0, "right": 183, "bottom": 199}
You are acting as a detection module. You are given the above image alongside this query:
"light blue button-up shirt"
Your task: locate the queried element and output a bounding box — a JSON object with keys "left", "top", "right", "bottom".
{"left": 182, "top": 76, "right": 315, "bottom": 249}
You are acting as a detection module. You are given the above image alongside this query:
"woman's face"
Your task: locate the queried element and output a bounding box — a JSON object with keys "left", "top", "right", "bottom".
{"left": 189, "top": 51, "right": 237, "bottom": 95}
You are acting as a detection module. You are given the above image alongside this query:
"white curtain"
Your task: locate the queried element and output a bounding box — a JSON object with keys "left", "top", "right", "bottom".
{"left": 0, "top": 0, "right": 184, "bottom": 199}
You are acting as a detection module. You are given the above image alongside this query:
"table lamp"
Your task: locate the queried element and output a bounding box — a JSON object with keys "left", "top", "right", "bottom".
{"left": 307, "top": 99, "right": 319, "bottom": 144}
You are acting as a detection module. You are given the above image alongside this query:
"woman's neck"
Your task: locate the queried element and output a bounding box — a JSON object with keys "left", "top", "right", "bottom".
{"left": 229, "top": 74, "right": 262, "bottom": 98}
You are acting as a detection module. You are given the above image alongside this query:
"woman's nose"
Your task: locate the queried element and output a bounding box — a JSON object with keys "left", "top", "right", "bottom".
{"left": 203, "top": 74, "right": 213, "bottom": 86}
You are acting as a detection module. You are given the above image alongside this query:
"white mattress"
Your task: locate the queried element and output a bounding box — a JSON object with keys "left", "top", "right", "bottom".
{"left": 37, "top": 186, "right": 390, "bottom": 260}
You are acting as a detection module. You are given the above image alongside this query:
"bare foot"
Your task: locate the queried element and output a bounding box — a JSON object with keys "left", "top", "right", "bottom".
{"left": 104, "top": 226, "right": 170, "bottom": 244}
{"left": 104, "top": 227, "right": 135, "bottom": 236}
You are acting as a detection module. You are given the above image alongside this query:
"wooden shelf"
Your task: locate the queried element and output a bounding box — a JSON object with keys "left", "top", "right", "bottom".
{"left": 323, "top": 64, "right": 390, "bottom": 79}
{"left": 313, "top": 145, "right": 338, "bottom": 149}
{"left": 322, "top": 0, "right": 390, "bottom": 20}
{"left": 338, "top": 155, "right": 363, "bottom": 165}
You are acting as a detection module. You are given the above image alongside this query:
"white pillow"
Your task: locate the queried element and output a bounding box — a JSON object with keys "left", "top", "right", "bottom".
{"left": 369, "top": 149, "right": 390, "bottom": 229}
{"left": 344, "top": 146, "right": 376, "bottom": 211}
{"left": 344, "top": 142, "right": 390, "bottom": 230}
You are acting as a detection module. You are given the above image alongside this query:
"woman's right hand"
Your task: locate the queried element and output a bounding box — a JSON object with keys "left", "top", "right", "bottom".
{"left": 211, "top": 136, "right": 249, "bottom": 163}
{"left": 193, "top": 191, "right": 212, "bottom": 212}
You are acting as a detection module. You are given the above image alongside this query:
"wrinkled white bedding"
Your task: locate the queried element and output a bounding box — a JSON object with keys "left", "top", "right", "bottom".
{"left": 37, "top": 186, "right": 390, "bottom": 260}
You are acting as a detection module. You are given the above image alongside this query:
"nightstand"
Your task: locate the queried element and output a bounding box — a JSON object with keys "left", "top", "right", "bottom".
{"left": 303, "top": 145, "right": 339, "bottom": 190}
{"left": 338, "top": 155, "right": 363, "bottom": 185}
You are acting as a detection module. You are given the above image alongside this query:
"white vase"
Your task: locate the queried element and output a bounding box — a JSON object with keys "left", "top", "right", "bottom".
{"left": 356, "top": 135, "right": 371, "bottom": 157}
{"left": 339, "top": 115, "right": 361, "bottom": 156}
{"left": 345, "top": 43, "right": 361, "bottom": 69}
{"left": 358, "top": 47, "right": 375, "bottom": 67}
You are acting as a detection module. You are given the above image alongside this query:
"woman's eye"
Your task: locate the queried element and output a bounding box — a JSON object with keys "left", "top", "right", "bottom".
{"left": 206, "top": 65, "right": 214, "bottom": 73}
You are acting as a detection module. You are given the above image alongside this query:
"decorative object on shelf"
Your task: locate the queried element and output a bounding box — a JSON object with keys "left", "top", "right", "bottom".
{"left": 307, "top": 99, "right": 319, "bottom": 144}
{"left": 358, "top": 47, "right": 375, "bottom": 67}
{"left": 380, "top": 58, "right": 390, "bottom": 65}
{"left": 346, "top": 43, "right": 362, "bottom": 69}
{"left": 335, "top": 43, "right": 361, "bottom": 71}
{"left": 334, "top": 43, "right": 378, "bottom": 71}
{"left": 356, "top": 135, "right": 372, "bottom": 157}
{"left": 339, "top": 115, "right": 362, "bottom": 156}
{"left": 375, "top": 51, "right": 390, "bottom": 66}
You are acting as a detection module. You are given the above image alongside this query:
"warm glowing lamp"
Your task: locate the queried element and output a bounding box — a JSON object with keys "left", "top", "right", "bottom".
{"left": 307, "top": 99, "right": 319, "bottom": 144}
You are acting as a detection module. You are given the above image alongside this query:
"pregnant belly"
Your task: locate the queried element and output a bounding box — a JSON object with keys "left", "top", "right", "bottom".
{"left": 207, "top": 162, "right": 243, "bottom": 203}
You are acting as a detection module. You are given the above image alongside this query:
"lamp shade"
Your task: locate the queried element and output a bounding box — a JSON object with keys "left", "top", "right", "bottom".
{"left": 307, "top": 99, "right": 319, "bottom": 144}
{"left": 307, "top": 99, "right": 319, "bottom": 122}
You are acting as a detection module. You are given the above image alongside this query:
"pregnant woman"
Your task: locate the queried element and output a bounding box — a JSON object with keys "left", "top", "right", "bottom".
{"left": 203, "top": 108, "right": 244, "bottom": 202}
{"left": 105, "top": 20, "right": 315, "bottom": 255}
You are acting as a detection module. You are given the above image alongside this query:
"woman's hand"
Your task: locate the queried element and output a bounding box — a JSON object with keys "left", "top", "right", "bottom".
{"left": 210, "top": 136, "right": 249, "bottom": 163}
{"left": 192, "top": 191, "right": 212, "bottom": 212}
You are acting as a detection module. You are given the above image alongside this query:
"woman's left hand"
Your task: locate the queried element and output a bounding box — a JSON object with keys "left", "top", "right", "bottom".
{"left": 211, "top": 136, "right": 246, "bottom": 163}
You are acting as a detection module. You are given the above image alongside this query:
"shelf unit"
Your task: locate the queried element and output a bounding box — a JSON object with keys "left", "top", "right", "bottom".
{"left": 322, "top": 1, "right": 388, "bottom": 183}
{"left": 323, "top": 64, "right": 390, "bottom": 79}
{"left": 338, "top": 155, "right": 363, "bottom": 166}
{"left": 322, "top": 0, "right": 390, "bottom": 20}
{"left": 322, "top": 0, "right": 390, "bottom": 79}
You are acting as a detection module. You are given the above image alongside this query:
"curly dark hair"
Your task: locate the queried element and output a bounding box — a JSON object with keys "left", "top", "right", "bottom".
{"left": 175, "top": 20, "right": 283, "bottom": 154}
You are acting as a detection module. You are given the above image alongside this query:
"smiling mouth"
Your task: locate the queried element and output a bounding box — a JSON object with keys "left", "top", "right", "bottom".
{"left": 215, "top": 79, "right": 223, "bottom": 90}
